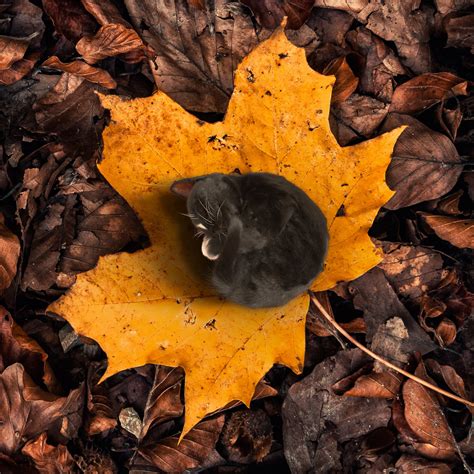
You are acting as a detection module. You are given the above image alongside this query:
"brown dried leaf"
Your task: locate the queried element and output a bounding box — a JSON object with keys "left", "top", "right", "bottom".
{"left": 323, "top": 56, "right": 358, "bottom": 104}
{"left": 421, "top": 213, "right": 474, "bottom": 249}
{"left": 436, "top": 189, "right": 463, "bottom": 216}
{"left": 32, "top": 73, "right": 103, "bottom": 157}
{"left": 220, "top": 409, "right": 272, "bottom": 463}
{"left": 0, "top": 51, "right": 38, "bottom": 85}
{"left": 435, "top": 318, "right": 457, "bottom": 346}
{"left": 133, "top": 416, "right": 225, "bottom": 471}
{"left": 80, "top": 0, "right": 131, "bottom": 26}
{"left": 435, "top": 0, "right": 473, "bottom": 15}
{"left": 349, "top": 268, "right": 435, "bottom": 354}
{"left": 0, "top": 363, "right": 83, "bottom": 455}
{"left": 76, "top": 23, "right": 144, "bottom": 64}
{"left": 240, "top": 0, "right": 314, "bottom": 29}
{"left": 22, "top": 433, "right": 75, "bottom": 474}
{"left": 42, "top": 0, "right": 97, "bottom": 42}
{"left": 390, "top": 72, "right": 469, "bottom": 115}
{"left": 382, "top": 114, "right": 462, "bottom": 210}
{"left": 140, "top": 366, "right": 184, "bottom": 440}
{"left": 8, "top": 0, "right": 45, "bottom": 50}
{"left": 43, "top": 56, "right": 117, "bottom": 89}
{"left": 313, "top": 0, "right": 368, "bottom": 13}
{"left": 346, "top": 27, "right": 405, "bottom": 103}
{"left": 379, "top": 243, "right": 445, "bottom": 304}
{"left": 331, "top": 94, "right": 389, "bottom": 145}
{"left": 395, "top": 454, "right": 451, "bottom": 473}
{"left": 0, "top": 36, "right": 29, "bottom": 70}
{"left": 0, "top": 308, "right": 57, "bottom": 390}
{"left": 403, "top": 361, "right": 457, "bottom": 461}
{"left": 445, "top": 13, "right": 474, "bottom": 53}
{"left": 0, "top": 215, "right": 20, "bottom": 293}
{"left": 343, "top": 370, "right": 403, "bottom": 398}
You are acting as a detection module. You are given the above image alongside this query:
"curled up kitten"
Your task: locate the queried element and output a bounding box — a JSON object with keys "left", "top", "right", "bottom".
{"left": 171, "top": 172, "right": 328, "bottom": 308}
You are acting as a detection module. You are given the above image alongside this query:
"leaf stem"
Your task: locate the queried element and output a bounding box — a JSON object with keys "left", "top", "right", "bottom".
{"left": 309, "top": 292, "right": 474, "bottom": 408}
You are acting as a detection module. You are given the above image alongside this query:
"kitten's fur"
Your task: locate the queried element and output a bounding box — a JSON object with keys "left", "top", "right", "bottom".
{"left": 171, "top": 173, "right": 328, "bottom": 308}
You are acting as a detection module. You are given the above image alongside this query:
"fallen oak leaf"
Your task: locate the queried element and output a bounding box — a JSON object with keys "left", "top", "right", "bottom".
{"left": 48, "top": 26, "right": 404, "bottom": 438}
{"left": 43, "top": 56, "right": 117, "bottom": 89}
{"left": 0, "top": 214, "right": 20, "bottom": 293}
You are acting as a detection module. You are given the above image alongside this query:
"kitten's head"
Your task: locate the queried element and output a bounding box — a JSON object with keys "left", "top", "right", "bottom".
{"left": 171, "top": 173, "right": 241, "bottom": 260}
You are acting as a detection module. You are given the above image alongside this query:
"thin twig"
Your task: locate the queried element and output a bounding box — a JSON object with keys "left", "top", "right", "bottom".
{"left": 309, "top": 293, "right": 474, "bottom": 409}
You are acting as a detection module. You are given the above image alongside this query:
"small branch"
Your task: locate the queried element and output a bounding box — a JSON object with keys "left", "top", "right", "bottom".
{"left": 309, "top": 293, "right": 474, "bottom": 409}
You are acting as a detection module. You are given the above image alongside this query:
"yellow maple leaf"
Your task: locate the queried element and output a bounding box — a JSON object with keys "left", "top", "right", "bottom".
{"left": 48, "top": 27, "right": 403, "bottom": 438}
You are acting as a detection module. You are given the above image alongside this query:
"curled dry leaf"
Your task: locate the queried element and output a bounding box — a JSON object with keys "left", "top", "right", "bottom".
{"left": 240, "top": 0, "right": 314, "bottom": 29}
{"left": 42, "top": 0, "right": 97, "bottom": 42}
{"left": 420, "top": 213, "right": 474, "bottom": 249}
{"left": 0, "top": 51, "right": 39, "bottom": 86}
{"left": 403, "top": 361, "right": 457, "bottom": 461}
{"left": 445, "top": 13, "right": 474, "bottom": 53}
{"left": 390, "top": 72, "right": 469, "bottom": 115}
{"left": 220, "top": 409, "right": 272, "bottom": 464}
{"left": 132, "top": 416, "right": 225, "bottom": 471}
{"left": 43, "top": 56, "right": 117, "bottom": 89}
{"left": 436, "top": 189, "right": 464, "bottom": 216}
{"left": 382, "top": 114, "right": 462, "bottom": 210}
{"left": 0, "top": 214, "right": 20, "bottom": 293}
{"left": 322, "top": 56, "right": 358, "bottom": 104}
{"left": 48, "top": 28, "right": 404, "bottom": 437}
{"left": 0, "top": 36, "right": 30, "bottom": 70}
{"left": 435, "top": 318, "right": 457, "bottom": 347}
{"left": 22, "top": 432, "right": 75, "bottom": 474}
{"left": 76, "top": 23, "right": 144, "bottom": 64}
{"left": 0, "top": 363, "right": 83, "bottom": 455}
{"left": 435, "top": 0, "right": 473, "bottom": 16}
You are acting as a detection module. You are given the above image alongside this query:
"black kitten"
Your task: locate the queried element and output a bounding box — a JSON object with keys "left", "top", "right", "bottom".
{"left": 171, "top": 173, "right": 328, "bottom": 308}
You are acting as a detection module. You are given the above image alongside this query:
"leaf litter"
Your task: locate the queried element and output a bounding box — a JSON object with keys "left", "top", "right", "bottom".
{"left": 0, "top": 0, "right": 473, "bottom": 471}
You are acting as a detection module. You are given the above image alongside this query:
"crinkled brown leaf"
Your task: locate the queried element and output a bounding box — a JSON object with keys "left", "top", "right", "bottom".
{"left": 240, "top": 0, "right": 314, "bottom": 29}
{"left": 0, "top": 51, "right": 39, "bottom": 85}
{"left": 0, "top": 363, "right": 83, "bottom": 455}
{"left": 133, "top": 416, "right": 225, "bottom": 471}
{"left": 43, "top": 56, "right": 117, "bottom": 89}
{"left": 331, "top": 93, "right": 389, "bottom": 145}
{"left": 346, "top": 27, "right": 405, "bottom": 103}
{"left": 421, "top": 213, "right": 474, "bottom": 249}
{"left": 42, "top": 0, "right": 97, "bottom": 42}
{"left": 220, "top": 409, "right": 272, "bottom": 463}
{"left": 390, "top": 72, "right": 469, "bottom": 115}
{"left": 403, "top": 361, "right": 457, "bottom": 460}
{"left": 379, "top": 242, "right": 445, "bottom": 304}
{"left": 76, "top": 23, "right": 144, "bottom": 64}
{"left": 323, "top": 56, "right": 358, "bottom": 104}
{"left": 0, "top": 36, "right": 30, "bottom": 70}
{"left": 445, "top": 13, "right": 474, "bottom": 53}
{"left": 382, "top": 114, "right": 462, "bottom": 210}
{"left": 0, "top": 215, "right": 20, "bottom": 293}
{"left": 22, "top": 432, "right": 75, "bottom": 474}
{"left": 436, "top": 189, "right": 463, "bottom": 216}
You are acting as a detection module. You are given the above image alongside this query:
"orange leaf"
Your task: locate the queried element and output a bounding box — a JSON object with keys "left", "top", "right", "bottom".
{"left": 48, "top": 27, "right": 404, "bottom": 438}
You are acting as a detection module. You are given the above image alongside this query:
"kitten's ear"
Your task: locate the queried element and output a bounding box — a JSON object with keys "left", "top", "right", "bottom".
{"left": 170, "top": 178, "right": 197, "bottom": 198}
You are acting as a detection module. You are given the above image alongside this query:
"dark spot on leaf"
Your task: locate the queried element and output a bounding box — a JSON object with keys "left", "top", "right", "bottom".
{"left": 336, "top": 204, "right": 346, "bottom": 217}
